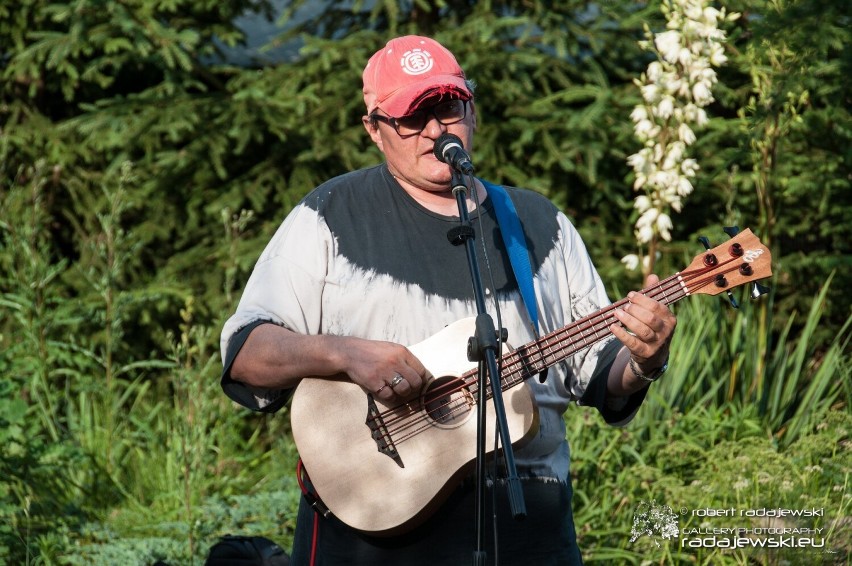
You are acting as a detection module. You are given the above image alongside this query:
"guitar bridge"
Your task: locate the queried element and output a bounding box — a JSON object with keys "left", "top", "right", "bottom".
{"left": 366, "top": 395, "right": 404, "bottom": 468}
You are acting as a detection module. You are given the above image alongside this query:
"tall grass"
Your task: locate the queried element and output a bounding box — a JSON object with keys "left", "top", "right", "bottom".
{"left": 570, "top": 281, "right": 851, "bottom": 565}
{"left": 1, "top": 161, "right": 99, "bottom": 561}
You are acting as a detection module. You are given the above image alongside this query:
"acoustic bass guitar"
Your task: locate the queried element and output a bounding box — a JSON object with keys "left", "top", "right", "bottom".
{"left": 290, "top": 228, "right": 772, "bottom": 536}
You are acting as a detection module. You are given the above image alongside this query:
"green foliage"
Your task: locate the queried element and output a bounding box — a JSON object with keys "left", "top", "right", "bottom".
{"left": 695, "top": 0, "right": 851, "bottom": 343}
{"left": 637, "top": 275, "right": 851, "bottom": 448}
{"left": 1, "top": 0, "right": 849, "bottom": 564}
{"left": 64, "top": 487, "right": 301, "bottom": 565}
{"left": 570, "top": 395, "right": 851, "bottom": 565}
{"left": 0, "top": 162, "right": 97, "bottom": 563}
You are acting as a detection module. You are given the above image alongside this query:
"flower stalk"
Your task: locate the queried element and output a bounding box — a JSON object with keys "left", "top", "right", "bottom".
{"left": 624, "top": 0, "right": 738, "bottom": 277}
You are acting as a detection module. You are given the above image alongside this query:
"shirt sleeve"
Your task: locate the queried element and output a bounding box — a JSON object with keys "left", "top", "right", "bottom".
{"left": 219, "top": 203, "right": 332, "bottom": 412}
{"left": 578, "top": 340, "right": 650, "bottom": 426}
{"left": 552, "top": 213, "right": 648, "bottom": 425}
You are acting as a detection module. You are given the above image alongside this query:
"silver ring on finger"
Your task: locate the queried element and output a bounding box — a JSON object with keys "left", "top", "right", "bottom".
{"left": 389, "top": 374, "right": 405, "bottom": 388}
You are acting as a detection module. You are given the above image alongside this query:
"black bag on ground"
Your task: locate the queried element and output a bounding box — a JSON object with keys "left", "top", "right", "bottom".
{"left": 204, "top": 534, "right": 290, "bottom": 566}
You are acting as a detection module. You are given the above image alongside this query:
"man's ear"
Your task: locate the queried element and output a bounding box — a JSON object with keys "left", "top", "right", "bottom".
{"left": 362, "top": 115, "right": 384, "bottom": 151}
{"left": 469, "top": 100, "right": 477, "bottom": 131}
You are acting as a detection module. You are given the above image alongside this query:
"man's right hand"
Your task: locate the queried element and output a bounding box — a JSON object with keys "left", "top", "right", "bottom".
{"left": 331, "top": 336, "right": 428, "bottom": 400}
{"left": 230, "top": 324, "right": 429, "bottom": 401}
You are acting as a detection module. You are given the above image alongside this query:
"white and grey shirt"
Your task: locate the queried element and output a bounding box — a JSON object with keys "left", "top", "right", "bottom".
{"left": 220, "top": 163, "right": 646, "bottom": 483}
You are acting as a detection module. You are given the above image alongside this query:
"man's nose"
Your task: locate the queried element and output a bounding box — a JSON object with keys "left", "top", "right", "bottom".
{"left": 421, "top": 113, "right": 447, "bottom": 138}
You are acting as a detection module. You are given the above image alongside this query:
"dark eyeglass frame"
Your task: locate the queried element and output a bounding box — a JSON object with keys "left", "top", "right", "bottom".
{"left": 370, "top": 99, "right": 468, "bottom": 137}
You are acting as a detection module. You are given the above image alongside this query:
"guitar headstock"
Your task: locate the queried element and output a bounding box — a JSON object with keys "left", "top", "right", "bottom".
{"left": 680, "top": 228, "right": 772, "bottom": 297}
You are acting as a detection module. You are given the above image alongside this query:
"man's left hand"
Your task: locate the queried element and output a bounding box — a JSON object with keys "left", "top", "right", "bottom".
{"left": 610, "top": 274, "right": 677, "bottom": 374}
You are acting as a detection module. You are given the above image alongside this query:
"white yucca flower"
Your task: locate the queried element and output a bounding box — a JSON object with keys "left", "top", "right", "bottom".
{"left": 678, "top": 122, "right": 696, "bottom": 144}
{"left": 624, "top": 0, "right": 738, "bottom": 274}
{"left": 655, "top": 30, "right": 682, "bottom": 64}
{"left": 621, "top": 254, "right": 641, "bottom": 271}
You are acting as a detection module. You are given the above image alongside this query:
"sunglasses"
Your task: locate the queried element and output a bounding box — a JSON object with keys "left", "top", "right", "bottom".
{"left": 370, "top": 99, "right": 468, "bottom": 137}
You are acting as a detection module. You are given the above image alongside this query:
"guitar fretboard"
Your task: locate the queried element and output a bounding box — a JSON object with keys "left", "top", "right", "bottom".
{"left": 462, "top": 260, "right": 746, "bottom": 397}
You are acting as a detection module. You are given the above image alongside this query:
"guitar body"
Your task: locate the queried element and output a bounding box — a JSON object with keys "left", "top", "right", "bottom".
{"left": 290, "top": 317, "right": 539, "bottom": 536}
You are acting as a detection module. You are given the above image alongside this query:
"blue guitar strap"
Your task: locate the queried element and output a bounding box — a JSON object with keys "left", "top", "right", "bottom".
{"left": 481, "top": 179, "right": 540, "bottom": 337}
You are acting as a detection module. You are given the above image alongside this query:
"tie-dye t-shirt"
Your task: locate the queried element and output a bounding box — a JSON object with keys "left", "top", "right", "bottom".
{"left": 220, "top": 163, "right": 645, "bottom": 483}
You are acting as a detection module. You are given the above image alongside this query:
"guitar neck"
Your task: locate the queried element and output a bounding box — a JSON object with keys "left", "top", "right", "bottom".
{"left": 452, "top": 228, "right": 771, "bottom": 395}
{"left": 496, "top": 272, "right": 688, "bottom": 387}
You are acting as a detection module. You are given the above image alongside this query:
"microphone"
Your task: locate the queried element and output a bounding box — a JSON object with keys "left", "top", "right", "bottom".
{"left": 433, "top": 133, "right": 475, "bottom": 175}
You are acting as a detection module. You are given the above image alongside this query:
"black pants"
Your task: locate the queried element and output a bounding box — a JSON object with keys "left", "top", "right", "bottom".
{"left": 291, "top": 477, "right": 583, "bottom": 565}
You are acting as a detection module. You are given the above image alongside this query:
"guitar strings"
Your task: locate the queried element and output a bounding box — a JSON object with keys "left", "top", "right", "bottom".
{"left": 370, "top": 259, "right": 746, "bottom": 447}
{"left": 375, "top": 274, "right": 687, "bottom": 445}
{"left": 377, "top": 275, "right": 688, "bottom": 444}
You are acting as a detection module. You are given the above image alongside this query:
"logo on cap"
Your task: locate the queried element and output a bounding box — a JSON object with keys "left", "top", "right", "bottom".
{"left": 400, "top": 48, "right": 433, "bottom": 76}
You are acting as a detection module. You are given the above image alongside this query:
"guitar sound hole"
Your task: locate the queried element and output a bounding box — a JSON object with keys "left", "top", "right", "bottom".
{"left": 422, "top": 377, "right": 474, "bottom": 427}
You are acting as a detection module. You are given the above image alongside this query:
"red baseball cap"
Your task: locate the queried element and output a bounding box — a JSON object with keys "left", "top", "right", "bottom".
{"left": 363, "top": 36, "right": 471, "bottom": 118}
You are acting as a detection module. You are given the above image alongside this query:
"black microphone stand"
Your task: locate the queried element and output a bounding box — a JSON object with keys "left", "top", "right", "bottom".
{"left": 446, "top": 169, "right": 526, "bottom": 565}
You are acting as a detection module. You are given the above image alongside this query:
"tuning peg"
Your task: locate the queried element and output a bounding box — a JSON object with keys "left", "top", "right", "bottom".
{"left": 698, "top": 236, "right": 712, "bottom": 250}
{"left": 726, "top": 291, "right": 739, "bottom": 308}
{"left": 751, "top": 282, "right": 771, "bottom": 300}
{"left": 724, "top": 226, "right": 741, "bottom": 237}
{"left": 713, "top": 274, "right": 739, "bottom": 308}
